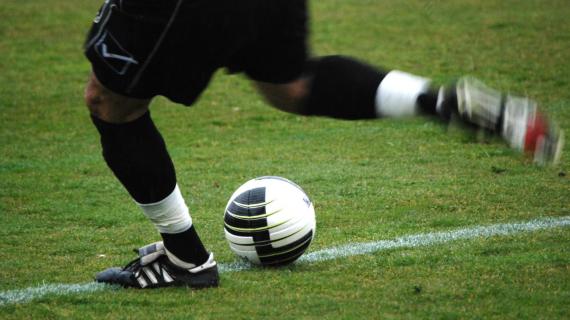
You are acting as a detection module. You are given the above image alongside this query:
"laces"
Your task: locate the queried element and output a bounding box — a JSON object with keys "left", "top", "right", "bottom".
{"left": 122, "top": 257, "right": 142, "bottom": 272}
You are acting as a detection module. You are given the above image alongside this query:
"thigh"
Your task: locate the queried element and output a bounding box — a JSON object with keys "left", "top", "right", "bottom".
{"left": 84, "top": 0, "right": 234, "bottom": 106}
{"left": 227, "top": 0, "right": 310, "bottom": 84}
{"left": 84, "top": 0, "right": 165, "bottom": 100}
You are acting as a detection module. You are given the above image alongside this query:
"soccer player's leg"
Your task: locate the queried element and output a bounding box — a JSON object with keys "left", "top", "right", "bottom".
{"left": 83, "top": 0, "right": 221, "bottom": 288}
{"left": 85, "top": 73, "right": 219, "bottom": 288}
{"left": 238, "top": 0, "right": 563, "bottom": 165}
{"left": 254, "top": 56, "right": 563, "bottom": 165}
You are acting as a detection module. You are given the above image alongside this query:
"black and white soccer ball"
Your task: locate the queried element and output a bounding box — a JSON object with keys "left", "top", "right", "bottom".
{"left": 223, "top": 176, "right": 316, "bottom": 266}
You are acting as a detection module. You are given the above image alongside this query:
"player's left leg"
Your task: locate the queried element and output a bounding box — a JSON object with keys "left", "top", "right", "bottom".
{"left": 85, "top": 73, "right": 219, "bottom": 288}
{"left": 83, "top": 0, "right": 235, "bottom": 288}
{"left": 254, "top": 55, "right": 563, "bottom": 165}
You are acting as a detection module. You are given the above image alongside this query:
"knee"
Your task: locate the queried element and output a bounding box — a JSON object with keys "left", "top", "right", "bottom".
{"left": 84, "top": 73, "right": 113, "bottom": 120}
{"left": 84, "top": 73, "right": 150, "bottom": 123}
{"left": 84, "top": 80, "right": 105, "bottom": 117}
{"left": 255, "top": 78, "right": 310, "bottom": 115}
{"left": 279, "top": 80, "right": 309, "bottom": 105}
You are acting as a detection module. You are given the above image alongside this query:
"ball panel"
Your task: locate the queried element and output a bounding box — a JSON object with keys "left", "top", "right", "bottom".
{"left": 258, "top": 231, "right": 314, "bottom": 266}
{"left": 228, "top": 242, "right": 257, "bottom": 253}
{"left": 226, "top": 201, "right": 267, "bottom": 218}
{"left": 270, "top": 220, "right": 314, "bottom": 248}
{"left": 224, "top": 215, "right": 312, "bottom": 247}
{"left": 225, "top": 205, "right": 280, "bottom": 220}
{"left": 224, "top": 217, "right": 290, "bottom": 233}
{"left": 233, "top": 186, "right": 266, "bottom": 207}
{"left": 224, "top": 214, "right": 269, "bottom": 230}
{"left": 256, "top": 230, "right": 313, "bottom": 258}
{"left": 265, "top": 204, "right": 314, "bottom": 235}
{"left": 223, "top": 229, "right": 255, "bottom": 245}
{"left": 228, "top": 245, "right": 261, "bottom": 265}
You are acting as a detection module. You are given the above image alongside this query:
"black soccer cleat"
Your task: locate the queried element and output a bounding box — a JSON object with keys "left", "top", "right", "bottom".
{"left": 95, "top": 242, "right": 219, "bottom": 289}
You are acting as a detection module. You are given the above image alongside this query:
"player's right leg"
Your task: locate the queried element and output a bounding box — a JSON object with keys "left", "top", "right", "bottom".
{"left": 253, "top": 56, "right": 564, "bottom": 166}
{"left": 233, "top": 0, "right": 563, "bottom": 165}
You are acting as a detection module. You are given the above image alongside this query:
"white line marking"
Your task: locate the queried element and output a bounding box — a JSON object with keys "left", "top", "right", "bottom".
{"left": 300, "top": 216, "right": 570, "bottom": 264}
{"left": 218, "top": 215, "right": 570, "bottom": 272}
{"left": 0, "top": 282, "right": 110, "bottom": 307}
{"left": 1, "top": 216, "right": 568, "bottom": 306}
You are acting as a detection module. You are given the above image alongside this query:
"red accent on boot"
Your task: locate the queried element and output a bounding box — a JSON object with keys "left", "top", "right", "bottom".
{"left": 524, "top": 112, "right": 547, "bottom": 153}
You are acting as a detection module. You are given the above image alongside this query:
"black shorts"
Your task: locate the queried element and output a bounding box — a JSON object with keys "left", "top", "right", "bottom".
{"left": 84, "top": 0, "right": 309, "bottom": 105}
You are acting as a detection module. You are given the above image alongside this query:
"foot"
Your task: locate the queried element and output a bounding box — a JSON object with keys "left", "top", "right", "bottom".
{"left": 437, "top": 76, "right": 564, "bottom": 165}
{"left": 95, "top": 242, "right": 219, "bottom": 289}
{"left": 501, "top": 95, "right": 564, "bottom": 165}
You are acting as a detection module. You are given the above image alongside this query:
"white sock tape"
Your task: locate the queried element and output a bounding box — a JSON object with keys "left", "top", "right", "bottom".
{"left": 136, "top": 185, "right": 192, "bottom": 234}
{"left": 375, "top": 70, "right": 431, "bottom": 118}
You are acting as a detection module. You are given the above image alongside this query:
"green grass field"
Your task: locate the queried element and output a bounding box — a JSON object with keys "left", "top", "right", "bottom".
{"left": 1, "top": 0, "right": 569, "bottom": 318}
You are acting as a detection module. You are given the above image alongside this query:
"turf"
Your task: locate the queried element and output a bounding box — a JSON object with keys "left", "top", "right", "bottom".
{"left": 0, "top": 0, "right": 569, "bottom": 318}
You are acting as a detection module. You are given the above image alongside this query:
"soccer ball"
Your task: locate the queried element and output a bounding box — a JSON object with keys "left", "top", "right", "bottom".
{"left": 223, "top": 176, "right": 316, "bottom": 266}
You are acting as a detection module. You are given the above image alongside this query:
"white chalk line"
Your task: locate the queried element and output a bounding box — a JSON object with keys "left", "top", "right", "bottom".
{"left": 1, "top": 216, "right": 568, "bottom": 307}
{"left": 0, "top": 282, "right": 110, "bottom": 307}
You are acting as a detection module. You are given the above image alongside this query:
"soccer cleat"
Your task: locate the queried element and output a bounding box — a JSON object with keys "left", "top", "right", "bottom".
{"left": 437, "top": 76, "right": 564, "bottom": 165}
{"left": 95, "top": 241, "right": 219, "bottom": 289}
{"left": 501, "top": 96, "right": 564, "bottom": 165}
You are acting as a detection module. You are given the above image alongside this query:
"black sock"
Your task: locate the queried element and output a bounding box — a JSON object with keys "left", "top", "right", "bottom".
{"left": 91, "top": 111, "right": 176, "bottom": 203}
{"left": 303, "top": 55, "right": 387, "bottom": 120}
{"left": 303, "top": 55, "right": 446, "bottom": 121}
{"left": 161, "top": 226, "right": 209, "bottom": 266}
{"left": 417, "top": 90, "right": 439, "bottom": 116}
{"left": 91, "top": 112, "right": 210, "bottom": 265}
{"left": 425, "top": 84, "right": 460, "bottom": 123}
